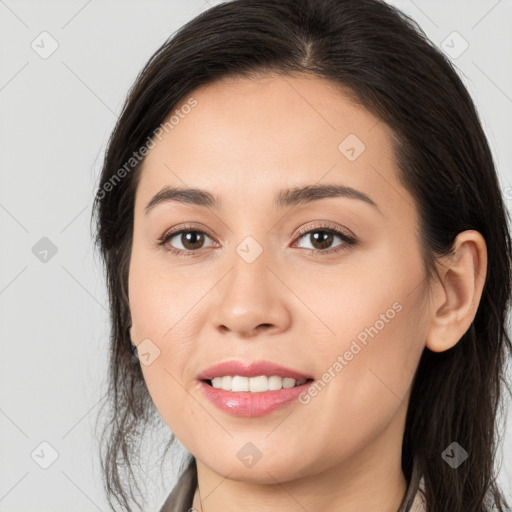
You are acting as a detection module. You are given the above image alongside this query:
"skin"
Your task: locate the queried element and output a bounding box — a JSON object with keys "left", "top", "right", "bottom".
{"left": 128, "top": 73, "right": 487, "bottom": 512}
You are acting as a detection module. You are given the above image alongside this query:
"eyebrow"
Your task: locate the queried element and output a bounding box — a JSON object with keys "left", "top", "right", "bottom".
{"left": 144, "top": 184, "right": 381, "bottom": 215}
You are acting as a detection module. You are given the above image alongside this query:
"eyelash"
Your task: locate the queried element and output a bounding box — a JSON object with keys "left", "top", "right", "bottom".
{"left": 156, "top": 223, "right": 357, "bottom": 257}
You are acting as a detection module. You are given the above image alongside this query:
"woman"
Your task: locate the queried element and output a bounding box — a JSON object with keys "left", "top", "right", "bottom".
{"left": 92, "top": 0, "right": 512, "bottom": 511}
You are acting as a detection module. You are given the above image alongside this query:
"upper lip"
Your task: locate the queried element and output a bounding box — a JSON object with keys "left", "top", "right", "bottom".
{"left": 196, "top": 360, "right": 314, "bottom": 381}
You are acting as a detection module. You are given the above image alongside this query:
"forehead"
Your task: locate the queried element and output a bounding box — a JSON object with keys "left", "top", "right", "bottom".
{"left": 134, "top": 74, "right": 414, "bottom": 220}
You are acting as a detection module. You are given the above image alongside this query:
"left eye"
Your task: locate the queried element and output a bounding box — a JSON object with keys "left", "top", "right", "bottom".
{"left": 293, "top": 228, "right": 355, "bottom": 252}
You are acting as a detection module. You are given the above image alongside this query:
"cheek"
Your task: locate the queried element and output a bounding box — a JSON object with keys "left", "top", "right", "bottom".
{"left": 297, "top": 248, "right": 426, "bottom": 443}
{"left": 128, "top": 241, "right": 201, "bottom": 341}
{"left": 291, "top": 298, "right": 423, "bottom": 472}
{"left": 128, "top": 245, "right": 210, "bottom": 437}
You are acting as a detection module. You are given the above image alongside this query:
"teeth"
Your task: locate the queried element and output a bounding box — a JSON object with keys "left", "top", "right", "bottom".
{"left": 221, "top": 376, "right": 232, "bottom": 391}
{"left": 209, "top": 375, "right": 308, "bottom": 392}
{"left": 232, "top": 375, "right": 249, "bottom": 392}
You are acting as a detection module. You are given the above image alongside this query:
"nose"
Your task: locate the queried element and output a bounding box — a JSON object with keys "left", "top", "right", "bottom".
{"left": 210, "top": 246, "right": 292, "bottom": 338}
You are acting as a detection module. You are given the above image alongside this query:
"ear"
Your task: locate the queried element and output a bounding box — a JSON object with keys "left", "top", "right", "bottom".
{"left": 425, "top": 230, "right": 487, "bottom": 353}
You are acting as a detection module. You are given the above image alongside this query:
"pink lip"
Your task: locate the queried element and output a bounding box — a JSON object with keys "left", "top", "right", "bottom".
{"left": 197, "top": 380, "right": 315, "bottom": 417}
{"left": 196, "top": 359, "right": 314, "bottom": 381}
{"left": 195, "top": 360, "right": 315, "bottom": 417}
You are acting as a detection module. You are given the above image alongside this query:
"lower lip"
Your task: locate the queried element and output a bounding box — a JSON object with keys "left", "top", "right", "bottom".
{"left": 197, "top": 379, "right": 315, "bottom": 417}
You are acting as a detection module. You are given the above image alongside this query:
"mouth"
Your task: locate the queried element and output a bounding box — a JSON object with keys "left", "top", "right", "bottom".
{"left": 197, "top": 374, "right": 316, "bottom": 417}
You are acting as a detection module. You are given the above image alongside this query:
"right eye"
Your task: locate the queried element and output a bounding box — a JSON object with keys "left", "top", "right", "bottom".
{"left": 158, "top": 227, "right": 217, "bottom": 256}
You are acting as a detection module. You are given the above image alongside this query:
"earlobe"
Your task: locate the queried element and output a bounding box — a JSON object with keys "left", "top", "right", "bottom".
{"left": 425, "top": 230, "right": 487, "bottom": 353}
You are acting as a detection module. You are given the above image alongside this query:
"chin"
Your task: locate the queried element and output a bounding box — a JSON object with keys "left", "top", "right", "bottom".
{"left": 197, "top": 449, "right": 314, "bottom": 484}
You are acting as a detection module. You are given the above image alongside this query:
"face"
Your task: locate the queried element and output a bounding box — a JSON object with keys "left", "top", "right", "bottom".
{"left": 128, "top": 74, "right": 429, "bottom": 483}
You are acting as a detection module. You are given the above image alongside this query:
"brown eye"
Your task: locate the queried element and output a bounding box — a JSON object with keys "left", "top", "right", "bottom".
{"left": 300, "top": 229, "right": 348, "bottom": 251}
{"left": 295, "top": 227, "right": 354, "bottom": 252}
{"left": 160, "top": 229, "right": 215, "bottom": 254}
{"left": 307, "top": 230, "right": 335, "bottom": 250}
{"left": 179, "top": 231, "right": 206, "bottom": 250}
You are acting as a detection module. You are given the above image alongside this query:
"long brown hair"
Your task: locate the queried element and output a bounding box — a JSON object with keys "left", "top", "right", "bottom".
{"left": 91, "top": 0, "right": 512, "bottom": 510}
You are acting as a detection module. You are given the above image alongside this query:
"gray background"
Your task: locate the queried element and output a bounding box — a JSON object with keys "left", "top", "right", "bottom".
{"left": 1, "top": 0, "right": 511, "bottom": 510}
